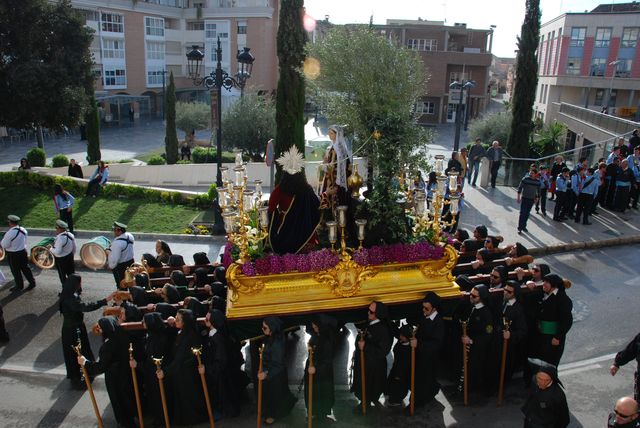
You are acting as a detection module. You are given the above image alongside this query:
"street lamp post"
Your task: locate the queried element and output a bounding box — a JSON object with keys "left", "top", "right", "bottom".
{"left": 449, "top": 80, "right": 476, "bottom": 152}
{"left": 606, "top": 59, "right": 620, "bottom": 112}
{"left": 186, "top": 38, "right": 255, "bottom": 187}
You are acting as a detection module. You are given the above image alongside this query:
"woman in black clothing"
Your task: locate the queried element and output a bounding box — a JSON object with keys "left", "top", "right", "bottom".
{"left": 59, "top": 274, "right": 114, "bottom": 389}
{"left": 258, "top": 316, "right": 297, "bottom": 425}
{"left": 142, "top": 312, "right": 172, "bottom": 427}
{"left": 78, "top": 317, "right": 137, "bottom": 428}
{"left": 158, "top": 309, "right": 207, "bottom": 426}
{"left": 305, "top": 314, "right": 337, "bottom": 423}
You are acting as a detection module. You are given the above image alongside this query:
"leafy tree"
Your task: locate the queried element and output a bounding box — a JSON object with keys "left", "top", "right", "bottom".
{"left": 507, "top": 0, "right": 541, "bottom": 160}
{"left": 175, "top": 102, "right": 210, "bottom": 141}
{"left": 530, "top": 121, "right": 566, "bottom": 158}
{"left": 86, "top": 92, "right": 102, "bottom": 164}
{"left": 274, "top": 0, "right": 307, "bottom": 180}
{"left": 164, "top": 72, "right": 179, "bottom": 164}
{"left": 222, "top": 93, "right": 276, "bottom": 161}
{"left": 468, "top": 112, "right": 512, "bottom": 148}
{"left": 0, "top": 0, "right": 94, "bottom": 149}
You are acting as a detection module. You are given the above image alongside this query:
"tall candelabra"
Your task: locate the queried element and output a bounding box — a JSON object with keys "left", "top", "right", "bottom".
{"left": 412, "top": 155, "right": 460, "bottom": 239}
{"left": 219, "top": 153, "right": 269, "bottom": 263}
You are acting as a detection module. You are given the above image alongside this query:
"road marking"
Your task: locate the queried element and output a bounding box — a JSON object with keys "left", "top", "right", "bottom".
{"left": 558, "top": 353, "right": 616, "bottom": 372}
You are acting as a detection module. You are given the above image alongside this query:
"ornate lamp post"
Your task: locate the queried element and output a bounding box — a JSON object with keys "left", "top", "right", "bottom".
{"left": 449, "top": 80, "right": 476, "bottom": 152}
{"left": 186, "top": 38, "right": 255, "bottom": 187}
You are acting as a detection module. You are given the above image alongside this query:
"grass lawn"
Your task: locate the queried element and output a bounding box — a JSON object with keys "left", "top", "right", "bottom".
{"left": 0, "top": 186, "right": 206, "bottom": 233}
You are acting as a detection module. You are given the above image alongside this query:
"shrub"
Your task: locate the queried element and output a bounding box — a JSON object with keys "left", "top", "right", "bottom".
{"left": 26, "top": 148, "right": 46, "bottom": 167}
{"left": 147, "top": 155, "right": 166, "bottom": 165}
{"left": 207, "top": 183, "right": 218, "bottom": 201}
{"left": 176, "top": 160, "right": 191, "bottom": 164}
{"left": 52, "top": 154, "right": 69, "bottom": 168}
{"left": 192, "top": 147, "right": 216, "bottom": 164}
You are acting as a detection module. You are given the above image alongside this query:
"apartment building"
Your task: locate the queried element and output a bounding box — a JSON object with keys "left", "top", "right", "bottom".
{"left": 378, "top": 19, "right": 494, "bottom": 125}
{"left": 68, "top": 0, "right": 279, "bottom": 123}
{"left": 534, "top": 2, "right": 640, "bottom": 125}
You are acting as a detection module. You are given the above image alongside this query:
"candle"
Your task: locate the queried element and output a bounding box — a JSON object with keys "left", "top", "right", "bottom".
{"left": 436, "top": 176, "right": 447, "bottom": 194}
{"left": 434, "top": 155, "right": 444, "bottom": 174}
{"left": 337, "top": 205, "right": 348, "bottom": 227}
{"left": 415, "top": 191, "right": 426, "bottom": 216}
{"left": 243, "top": 191, "right": 254, "bottom": 209}
{"left": 254, "top": 179, "right": 263, "bottom": 196}
{"left": 448, "top": 172, "right": 459, "bottom": 192}
{"left": 218, "top": 189, "right": 227, "bottom": 207}
{"left": 258, "top": 206, "right": 269, "bottom": 228}
{"left": 222, "top": 212, "right": 237, "bottom": 233}
{"left": 326, "top": 221, "right": 337, "bottom": 243}
{"left": 234, "top": 186, "right": 242, "bottom": 204}
{"left": 355, "top": 219, "right": 367, "bottom": 241}
{"left": 220, "top": 166, "right": 229, "bottom": 183}
{"left": 235, "top": 152, "right": 243, "bottom": 166}
{"left": 450, "top": 195, "right": 460, "bottom": 215}
{"left": 234, "top": 167, "right": 244, "bottom": 186}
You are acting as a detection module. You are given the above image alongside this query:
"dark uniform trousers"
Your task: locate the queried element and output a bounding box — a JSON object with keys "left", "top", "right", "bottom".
{"left": 55, "top": 253, "right": 76, "bottom": 286}
{"left": 6, "top": 249, "right": 35, "bottom": 289}
{"left": 113, "top": 259, "right": 134, "bottom": 289}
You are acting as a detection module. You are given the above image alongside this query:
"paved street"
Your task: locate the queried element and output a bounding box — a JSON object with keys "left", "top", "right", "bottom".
{"left": 0, "top": 245, "right": 638, "bottom": 427}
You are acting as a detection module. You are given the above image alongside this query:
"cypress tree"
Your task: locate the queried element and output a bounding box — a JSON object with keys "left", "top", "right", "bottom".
{"left": 507, "top": 0, "right": 541, "bottom": 178}
{"left": 274, "top": 0, "right": 307, "bottom": 181}
{"left": 86, "top": 92, "right": 101, "bottom": 164}
{"left": 165, "top": 72, "right": 179, "bottom": 164}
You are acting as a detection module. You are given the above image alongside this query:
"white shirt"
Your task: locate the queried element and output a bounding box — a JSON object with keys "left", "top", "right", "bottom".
{"left": 50, "top": 231, "right": 76, "bottom": 258}
{"left": 208, "top": 328, "right": 218, "bottom": 337}
{"left": 427, "top": 310, "right": 439, "bottom": 321}
{"left": 473, "top": 302, "right": 485, "bottom": 309}
{"left": 1, "top": 226, "right": 28, "bottom": 252}
{"left": 108, "top": 232, "right": 135, "bottom": 268}
{"left": 542, "top": 288, "right": 559, "bottom": 301}
{"left": 369, "top": 319, "right": 380, "bottom": 326}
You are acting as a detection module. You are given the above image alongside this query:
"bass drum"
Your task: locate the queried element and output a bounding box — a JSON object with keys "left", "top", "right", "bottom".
{"left": 80, "top": 236, "right": 111, "bottom": 270}
{"left": 31, "top": 237, "right": 56, "bottom": 269}
{"left": 0, "top": 232, "right": 4, "bottom": 262}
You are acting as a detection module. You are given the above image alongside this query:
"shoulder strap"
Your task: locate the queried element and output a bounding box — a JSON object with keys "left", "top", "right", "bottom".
{"left": 583, "top": 177, "right": 595, "bottom": 188}
{"left": 115, "top": 236, "right": 132, "bottom": 249}
{"left": 10, "top": 227, "right": 25, "bottom": 242}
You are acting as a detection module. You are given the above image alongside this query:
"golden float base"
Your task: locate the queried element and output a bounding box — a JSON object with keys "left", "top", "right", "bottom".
{"left": 225, "top": 244, "right": 461, "bottom": 319}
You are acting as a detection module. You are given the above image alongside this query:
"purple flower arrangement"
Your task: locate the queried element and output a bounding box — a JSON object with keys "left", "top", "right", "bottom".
{"left": 225, "top": 240, "right": 445, "bottom": 277}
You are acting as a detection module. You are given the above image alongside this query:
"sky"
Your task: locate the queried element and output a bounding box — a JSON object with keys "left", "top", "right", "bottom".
{"left": 304, "top": 0, "right": 610, "bottom": 58}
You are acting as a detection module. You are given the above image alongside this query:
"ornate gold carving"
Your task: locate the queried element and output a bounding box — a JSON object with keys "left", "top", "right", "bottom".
{"left": 315, "top": 256, "right": 378, "bottom": 298}
{"left": 227, "top": 263, "right": 266, "bottom": 303}
{"left": 419, "top": 245, "right": 458, "bottom": 280}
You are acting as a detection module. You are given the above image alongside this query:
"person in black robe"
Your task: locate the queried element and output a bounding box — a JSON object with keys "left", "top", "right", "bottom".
{"left": 193, "top": 267, "right": 212, "bottom": 290}
{"left": 495, "top": 280, "right": 528, "bottom": 383}
{"left": 411, "top": 291, "right": 445, "bottom": 407}
{"left": 158, "top": 309, "right": 207, "bottom": 426}
{"left": 611, "top": 332, "right": 640, "bottom": 401}
{"left": 268, "top": 159, "right": 321, "bottom": 255}
{"left": 202, "top": 309, "right": 247, "bottom": 419}
{"left": 257, "top": 316, "right": 297, "bottom": 425}
{"left": 386, "top": 325, "right": 413, "bottom": 406}
{"left": 530, "top": 274, "right": 573, "bottom": 368}
{"left": 305, "top": 314, "right": 337, "bottom": 422}
{"left": 141, "top": 312, "right": 172, "bottom": 427}
{"left": 79, "top": 316, "right": 137, "bottom": 428}
{"left": 605, "top": 158, "right": 622, "bottom": 208}
{"left": 522, "top": 365, "right": 570, "bottom": 428}
{"left": 461, "top": 284, "right": 496, "bottom": 394}
{"left": 351, "top": 301, "right": 393, "bottom": 412}
{"left": 59, "top": 274, "right": 114, "bottom": 389}
{"left": 614, "top": 160, "right": 636, "bottom": 212}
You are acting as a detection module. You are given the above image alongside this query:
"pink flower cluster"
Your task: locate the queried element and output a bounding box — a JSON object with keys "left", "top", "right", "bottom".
{"left": 225, "top": 241, "right": 445, "bottom": 277}
{"left": 352, "top": 241, "right": 444, "bottom": 266}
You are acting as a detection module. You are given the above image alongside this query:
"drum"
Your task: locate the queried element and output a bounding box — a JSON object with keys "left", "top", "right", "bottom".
{"left": 0, "top": 232, "right": 5, "bottom": 262}
{"left": 31, "top": 237, "right": 55, "bottom": 269}
{"left": 80, "top": 236, "right": 111, "bottom": 270}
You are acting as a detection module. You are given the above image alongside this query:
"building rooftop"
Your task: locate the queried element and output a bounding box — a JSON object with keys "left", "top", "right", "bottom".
{"left": 590, "top": 2, "right": 640, "bottom": 13}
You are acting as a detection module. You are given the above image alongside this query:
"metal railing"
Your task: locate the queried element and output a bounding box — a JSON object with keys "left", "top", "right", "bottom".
{"left": 559, "top": 103, "right": 638, "bottom": 136}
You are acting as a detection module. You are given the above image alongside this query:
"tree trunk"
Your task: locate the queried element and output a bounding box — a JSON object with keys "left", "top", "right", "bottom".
{"left": 36, "top": 126, "right": 44, "bottom": 149}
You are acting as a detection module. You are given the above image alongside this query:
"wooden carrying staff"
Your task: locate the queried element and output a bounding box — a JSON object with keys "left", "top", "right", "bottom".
{"left": 461, "top": 321, "right": 469, "bottom": 406}
{"left": 497, "top": 318, "right": 512, "bottom": 406}
{"left": 192, "top": 347, "right": 215, "bottom": 428}
{"left": 409, "top": 326, "right": 418, "bottom": 416}
{"left": 73, "top": 340, "right": 104, "bottom": 428}
{"left": 359, "top": 330, "right": 367, "bottom": 415}
{"left": 307, "top": 346, "right": 314, "bottom": 428}
{"left": 153, "top": 357, "right": 171, "bottom": 428}
{"left": 128, "top": 343, "right": 145, "bottom": 428}
{"left": 257, "top": 344, "right": 265, "bottom": 428}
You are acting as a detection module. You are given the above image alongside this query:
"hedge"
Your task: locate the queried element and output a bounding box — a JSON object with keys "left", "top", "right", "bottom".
{"left": 147, "top": 155, "right": 166, "bottom": 165}
{"left": 26, "top": 148, "right": 46, "bottom": 167}
{"left": 52, "top": 154, "right": 70, "bottom": 168}
{"left": 192, "top": 147, "right": 241, "bottom": 164}
{"left": 0, "top": 171, "right": 216, "bottom": 209}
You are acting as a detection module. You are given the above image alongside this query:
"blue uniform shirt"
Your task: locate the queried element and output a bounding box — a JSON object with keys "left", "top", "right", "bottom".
{"left": 555, "top": 174, "right": 568, "bottom": 192}
{"left": 581, "top": 174, "right": 599, "bottom": 197}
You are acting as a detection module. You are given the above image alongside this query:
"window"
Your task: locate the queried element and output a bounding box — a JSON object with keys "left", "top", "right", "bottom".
{"left": 415, "top": 101, "right": 435, "bottom": 115}
{"left": 407, "top": 39, "right": 438, "bottom": 51}
{"left": 615, "top": 59, "right": 632, "bottom": 77}
{"left": 449, "top": 72, "right": 471, "bottom": 84}
{"left": 539, "top": 84, "right": 544, "bottom": 103}
{"left": 594, "top": 89, "right": 605, "bottom": 106}
{"left": 147, "top": 68, "right": 165, "bottom": 86}
{"left": 591, "top": 58, "right": 607, "bottom": 76}
{"left": 570, "top": 27, "right": 586, "bottom": 47}
{"left": 187, "top": 21, "right": 204, "bottom": 31}
{"left": 622, "top": 27, "right": 639, "bottom": 48}
{"left": 237, "top": 20, "right": 247, "bottom": 35}
{"left": 104, "top": 68, "right": 126, "bottom": 87}
{"left": 145, "top": 17, "right": 164, "bottom": 37}
{"left": 595, "top": 28, "right": 612, "bottom": 47}
{"left": 205, "top": 23, "right": 229, "bottom": 39}
{"left": 102, "top": 39, "right": 125, "bottom": 59}
{"left": 566, "top": 57, "right": 581, "bottom": 75}
{"left": 146, "top": 41, "right": 165, "bottom": 60}
{"left": 101, "top": 13, "right": 124, "bottom": 33}
{"left": 78, "top": 9, "right": 99, "bottom": 23}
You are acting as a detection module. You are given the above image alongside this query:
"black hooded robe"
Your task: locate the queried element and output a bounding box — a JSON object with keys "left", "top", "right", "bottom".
{"left": 262, "top": 317, "right": 297, "bottom": 420}
{"left": 351, "top": 319, "right": 393, "bottom": 405}
{"left": 522, "top": 382, "right": 570, "bottom": 428}
{"left": 142, "top": 312, "right": 172, "bottom": 426}
{"left": 304, "top": 316, "right": 336, "bottom": 418}
{"left": 414, "top": 312, "right": 445, "bottom": 406}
